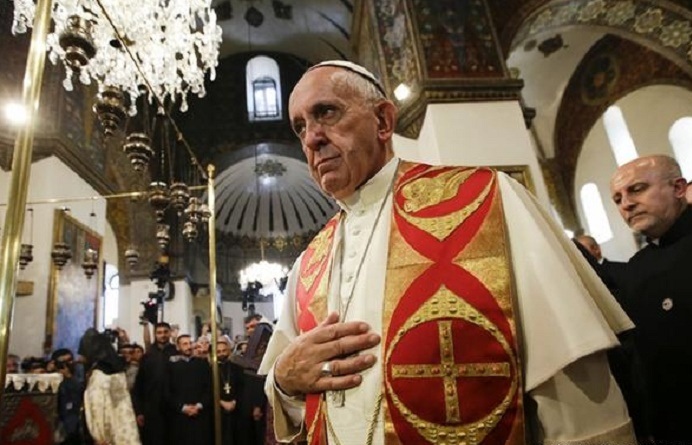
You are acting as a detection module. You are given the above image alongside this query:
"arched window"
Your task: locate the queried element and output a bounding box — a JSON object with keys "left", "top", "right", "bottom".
{"left": 669, "top": 117, "right": 692, "bottom": 180}
{"left": 603, "top": 105, "right": 638, "bottom": 166}
{"left": 103, "top": 263, "right": 119, "bottom": 328}
{"left": 580, "top": 182, "right": 613, "bottom": 243}
{"left": 246, "top": 56, "right": 282, "bottom": 122}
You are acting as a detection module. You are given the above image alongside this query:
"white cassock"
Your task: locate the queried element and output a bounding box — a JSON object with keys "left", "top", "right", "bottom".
{"left": 84, "top": 369, "right": 142, "bottom": 445}
{"left": 259, "top": 158, "right": 636, "bottom": 445}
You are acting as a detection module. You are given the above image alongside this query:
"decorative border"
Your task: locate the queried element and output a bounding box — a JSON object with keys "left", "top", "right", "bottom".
{"left": 513, "top": 0, "right": 692, "bottom": 74}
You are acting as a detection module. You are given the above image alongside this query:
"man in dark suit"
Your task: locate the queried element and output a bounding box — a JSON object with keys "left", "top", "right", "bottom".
{"left": 610, "top": 154, "right": 692, "bottom": 443}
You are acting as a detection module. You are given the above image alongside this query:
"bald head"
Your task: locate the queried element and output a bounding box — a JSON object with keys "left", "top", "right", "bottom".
{"left": 610, "top": 155, "right": 687, "bottom": 239}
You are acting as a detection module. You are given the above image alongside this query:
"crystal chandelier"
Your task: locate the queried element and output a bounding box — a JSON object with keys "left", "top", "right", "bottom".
{"left": 239, "top": 240, "right": 288, "bottom": 301}
{"left": 11, "top": 0, "right": 223, "bottom": 113}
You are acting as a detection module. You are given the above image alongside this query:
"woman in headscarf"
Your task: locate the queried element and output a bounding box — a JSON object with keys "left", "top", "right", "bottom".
{"left": 78, "top": 328, "right": 141, "bottom": 445}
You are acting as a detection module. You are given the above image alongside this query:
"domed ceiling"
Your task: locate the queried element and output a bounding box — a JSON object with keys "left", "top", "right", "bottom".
{"left": 214, "top": 0, "right": 354, "bottom": 62}
{"left": 214, "top": 149, "right": 338, "bottom": 239}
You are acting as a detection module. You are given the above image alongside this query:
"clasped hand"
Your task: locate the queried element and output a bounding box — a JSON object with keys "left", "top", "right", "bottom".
{"left": 274, "top": 312, "right": 381, "bottom": 397}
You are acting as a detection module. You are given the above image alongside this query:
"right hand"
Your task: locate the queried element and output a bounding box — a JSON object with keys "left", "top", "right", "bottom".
{"left": 274, "top": 312, "right": 381, "bottom": 397}
{"left": 182, "top": 405, "right": 197, "bottom": 417}
{"left": 136, "top": 415, "right": 144, "bottom": 427}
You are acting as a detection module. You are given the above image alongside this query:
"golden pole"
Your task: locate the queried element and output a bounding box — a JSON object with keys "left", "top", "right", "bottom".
{"left": 207, "top": 164, "right": 222, "bottom": 445}
{"left": 0, "top": 0, "right": 54, "bottom": 394}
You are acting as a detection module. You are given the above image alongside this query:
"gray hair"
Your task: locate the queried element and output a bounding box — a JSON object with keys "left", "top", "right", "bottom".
{"left": 329, "top": 69, "right": 387, "bottom": 104}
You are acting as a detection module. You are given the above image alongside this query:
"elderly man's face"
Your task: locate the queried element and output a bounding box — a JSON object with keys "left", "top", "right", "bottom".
{"left": 289, "top": 67, "right": 393, "bottom": 200}
{"left": 610, "top": 158, "right": 686, "bottom": 238}
{"left": 686, "top": 182, "right": 692, "bottom": 204}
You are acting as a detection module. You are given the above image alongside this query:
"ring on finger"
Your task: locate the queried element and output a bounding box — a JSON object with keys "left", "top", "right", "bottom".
{"left": 320, "top": 361, "right": 332, "bottom": 377}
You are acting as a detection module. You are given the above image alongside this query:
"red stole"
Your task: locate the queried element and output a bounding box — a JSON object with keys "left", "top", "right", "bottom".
{"left": 296, "top": 162, "right": 525, "bottom": 445}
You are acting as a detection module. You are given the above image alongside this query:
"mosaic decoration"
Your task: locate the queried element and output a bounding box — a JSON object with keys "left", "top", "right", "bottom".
{"left": 366, "top": 0, "right": 522, "bottom": 138}
{"left": 410, "top": 0, "right": 504, "bottom": 77}
{"left": 580, "top": 53, "right": 620, "bottom": 105}
{"left": 372, "top": 0, "right": 421, "bottom": 94}
{"left": 514, "top": 0, "right": 692, "bottom": 73}
{"left": 61, "top": 83, "right": 106, "bottom": 174}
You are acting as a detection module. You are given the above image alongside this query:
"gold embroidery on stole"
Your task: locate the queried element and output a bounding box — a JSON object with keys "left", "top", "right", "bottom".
{"left": 382, "top": 163, "right": 525, "bottom": 445}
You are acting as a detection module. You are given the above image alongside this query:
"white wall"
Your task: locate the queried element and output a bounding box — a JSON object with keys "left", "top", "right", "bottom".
{"left": 118, "top": 279, "right": 194, "bottom": 346}
{"left": 575, "top": 85, "right": 692, "bottom": 261}
{"left": 0, "top": 156, "right": 106, "bottom": 358}
{"left": 394, "top": 101, "right": 550, "bottom": 206}
{"left": 575, "top": 120, "right": 637, "bottom": 261}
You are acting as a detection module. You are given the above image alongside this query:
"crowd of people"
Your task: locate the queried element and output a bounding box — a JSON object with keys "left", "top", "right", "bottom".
{"left": 5, "top": 314, "right": 272, "bottom": 445}
{"left": 5, "top": 59, "right": 692, "bottom": 445}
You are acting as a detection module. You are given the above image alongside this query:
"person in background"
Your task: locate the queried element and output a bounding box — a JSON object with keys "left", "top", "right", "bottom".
{"left": 119, "top": 343, "right": 139, "bottom": 391}
{"left": 216, "top": 335, "right": 243, "bottom": 445}
{"left": 166, "top": 334, "right": 212, "bottom": 445}
{"left": 22, "top": 357, "right": 47, "bottom": 373}
{"left": 610, "top": 155, "right": 692, "bottom": 443}
{"left": 78, "top": 329, "right": 140, "bottom": 445}
{"left": 53, "top": 348, "right": 84, "bottom": 445}
{"left": 131, "top": 344, "right": 144, "bottom": 365}
{"left": 132, "top": 322, "right": 177, "bottom": 445}
{"left": 6, "top": 353, "right": 20, "bottom": 373}
{"left": 240, "top": 314, "right": 271, "bottom": 445}
{"left": 194, "top": 335, "right": 210, "bottom": 360}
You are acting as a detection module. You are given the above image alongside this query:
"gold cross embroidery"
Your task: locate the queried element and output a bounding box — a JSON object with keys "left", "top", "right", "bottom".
{"left": 391, "top": 320, "right": 510, "bottom": 423}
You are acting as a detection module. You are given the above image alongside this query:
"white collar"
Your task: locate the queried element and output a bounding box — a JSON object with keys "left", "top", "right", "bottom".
{"left": 337, "top": 157, "right": 399, "bottom": 214}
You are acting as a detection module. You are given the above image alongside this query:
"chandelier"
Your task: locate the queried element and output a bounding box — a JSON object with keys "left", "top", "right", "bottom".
{"left": 11, "top": 0, "right": 223, "bottom": 113}
{"left": 239, "top": 259, "right": 288, "bottom": 294}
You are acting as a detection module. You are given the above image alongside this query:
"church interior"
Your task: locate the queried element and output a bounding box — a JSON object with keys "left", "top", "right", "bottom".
{"left": 0, "top": 0, "right": 691, "bottom": 392}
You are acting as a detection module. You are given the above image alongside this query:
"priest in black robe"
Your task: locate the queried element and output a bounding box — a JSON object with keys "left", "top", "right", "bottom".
{"left": 216, "top": 336, "right": 244, "bottom": 445}
{"left": 132, "top": 322, "right": 177, "bottom": 445}
{"left": 610, "top": 155, "right": 692, "bottom": 442}
{"left": 166, "top": 334, "right": 212, "bottom": 445}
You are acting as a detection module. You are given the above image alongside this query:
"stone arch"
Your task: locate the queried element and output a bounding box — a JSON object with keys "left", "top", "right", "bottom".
{"left": 553, "top": 34, "right": 692, "bottom": 208}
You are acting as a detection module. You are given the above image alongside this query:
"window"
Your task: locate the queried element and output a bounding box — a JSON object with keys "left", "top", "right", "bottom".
{"left": 669, "top": 117, "right": 692, "bottom": 180}
{"left": 103, "top": 263, "right": 119, "bottom": 327}
{"left": 253, "top": 77, "right": 279, "bottom": 118}
{"left": 603, "top": 105, "right": 638, "bottom": 166}
{"left": 580, "top": 182, "right": 613, "bottom": 244}
{"left": 246, "top": 56, "right": 282, "bottom": 122}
